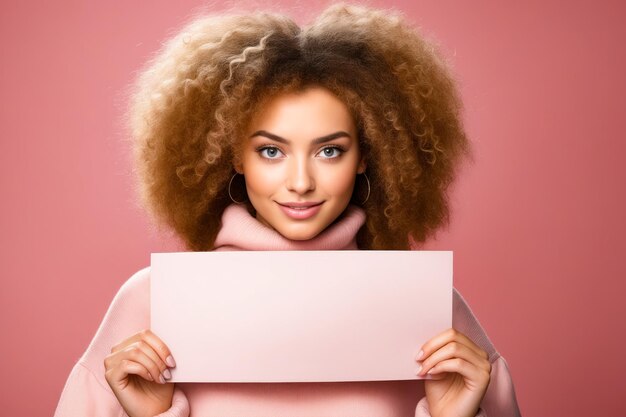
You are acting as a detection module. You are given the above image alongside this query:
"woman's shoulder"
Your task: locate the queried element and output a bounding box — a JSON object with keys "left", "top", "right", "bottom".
{"left": 115, "top": 266, "right": 151, "bottom": 299}
{"left": 96, "top": 266, "right": 152, "bottom": 317}
{"left": 79, "top": 267, "right": 153, "bottom": 368}
{"left": 103, "top": 266, "right": 153, "bottom": 323}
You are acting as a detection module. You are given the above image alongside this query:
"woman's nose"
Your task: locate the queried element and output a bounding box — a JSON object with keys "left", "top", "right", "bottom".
{"left": 286, "top": 157, "right": 315, "bottom": 194}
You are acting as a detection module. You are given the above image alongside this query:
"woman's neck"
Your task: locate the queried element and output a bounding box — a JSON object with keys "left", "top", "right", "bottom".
{"left": 213, "top": 204, "right": 366, "bottom": 251}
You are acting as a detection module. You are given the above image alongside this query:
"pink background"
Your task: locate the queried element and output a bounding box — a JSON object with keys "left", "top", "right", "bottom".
{"left": 1, "top": 0, "right": 624, "bottom": 416}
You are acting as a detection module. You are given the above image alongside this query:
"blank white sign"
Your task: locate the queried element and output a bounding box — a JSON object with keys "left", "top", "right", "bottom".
{"left": 151, "top": 250, "right": 452, "bottom": 382}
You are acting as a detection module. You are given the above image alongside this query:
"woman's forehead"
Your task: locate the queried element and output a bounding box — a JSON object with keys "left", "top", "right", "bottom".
{"left": 247, "top": 86, "right": 356, "bottom": 133}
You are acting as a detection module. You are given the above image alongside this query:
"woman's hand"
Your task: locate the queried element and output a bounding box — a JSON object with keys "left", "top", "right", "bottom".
{"left": 104, "top": 329, "right": 177, "bottom": 417}
{"left": 415, "top": 328, "right": 491, "bottom": 417}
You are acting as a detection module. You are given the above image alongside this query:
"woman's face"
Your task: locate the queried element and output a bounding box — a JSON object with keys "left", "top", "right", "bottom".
{"left": 237, "top": 86, "right": 366, "bottom": 240}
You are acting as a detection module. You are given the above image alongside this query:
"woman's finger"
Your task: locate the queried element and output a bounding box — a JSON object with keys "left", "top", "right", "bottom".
{"left": 417, "top": 340, "right": 490, "bottom": 376}
{"left": 105, "top": 358, "right": 156, "bottom": 388}
{"left": 426, "top": 357, "right": 491, "bottom": 388}
{"left": 106, "top": 340, "right": 170, "bottom": 384}
{"left": 123, "top": 340, "right": 170, "bottom": 383}
{"left": 111, "top": 329, "right": 176, "bottom": 368}
{"left": 416, "top": 328, "right": 487, "bottom": 363}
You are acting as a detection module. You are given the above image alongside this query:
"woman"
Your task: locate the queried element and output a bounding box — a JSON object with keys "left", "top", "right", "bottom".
{"left": 54, "top": 4, "right": 521, "bottom": 417}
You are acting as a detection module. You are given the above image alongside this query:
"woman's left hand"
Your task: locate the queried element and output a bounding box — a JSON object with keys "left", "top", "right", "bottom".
{"left": 415, "top": 328, "right": 491, "bottom": 417}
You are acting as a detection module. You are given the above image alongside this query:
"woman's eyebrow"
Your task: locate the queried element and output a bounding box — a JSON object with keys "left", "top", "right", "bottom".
{"left": 249, "top": 130, "right": 351, "bottom": 144}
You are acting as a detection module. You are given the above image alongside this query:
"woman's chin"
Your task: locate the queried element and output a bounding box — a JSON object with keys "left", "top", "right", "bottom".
{"left": 276, "top": 224, "right": 325, "bottom": 241}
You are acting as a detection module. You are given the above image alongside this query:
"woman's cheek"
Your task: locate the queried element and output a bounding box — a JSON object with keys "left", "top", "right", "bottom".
{"left": 324, "top": 163, "right": 358, "bottom": 200}
{"left": 245, "top": 161, "right": 282, "bottom": 198}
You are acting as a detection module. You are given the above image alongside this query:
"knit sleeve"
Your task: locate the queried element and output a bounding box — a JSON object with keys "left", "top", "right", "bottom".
{"left": 54, "top": 361, "right": 126, "bottom": 417}
{"left": 53, "top": 362, "right": 190, "bottom": 417}
{"left": 118, "top": 387, "right": 190, "bottom": 417}
{"left": 414, "top": 355, "right": 519, "bottom": 417}
{"left": 481, "top": 355, "right": 522, "bottom": 417}
{"left": 413, "top": 358, "right": 518, "bottom": 417}
{"left": 410, "top": 289, "right": 522, "bottom": 417}
{"left": 53, "top": 267, "right": 190, "bottom": 417}
{"left": 414, "top": 397, "right": 487, "bottom": 417}
{"left": 450, "top": 288, "right": 522, "bottom": 417}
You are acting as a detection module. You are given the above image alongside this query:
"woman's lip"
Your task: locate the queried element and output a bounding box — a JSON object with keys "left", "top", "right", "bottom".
{"left": 277, "top": 201, "right": 323, "bottom": 219}
{"left": 278, "top": 201, "right": 323, "bottom": 208}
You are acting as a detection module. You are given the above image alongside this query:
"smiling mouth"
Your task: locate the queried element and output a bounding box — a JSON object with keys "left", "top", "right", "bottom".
{"left": 276, "top": 201, "right": 324, "bottom": 220}
{"left": 277, "top": 201, "right": 324, "bottom": 209}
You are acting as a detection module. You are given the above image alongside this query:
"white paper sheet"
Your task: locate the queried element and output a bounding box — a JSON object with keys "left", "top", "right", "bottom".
{"left": 151, "top": 250, "right": 452, "bottom": 382}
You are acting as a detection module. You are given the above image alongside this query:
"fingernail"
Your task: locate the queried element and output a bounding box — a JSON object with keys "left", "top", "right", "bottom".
{"left": 159, "top": 374, "right": 166, "bottom": 384}
{"left": 415, "top": 365, "right": 422, "bottom": 375}
{"left": 166, "top": 355, "right": 176, "bottom": 367}
{"left": 416, "top": 350, "right": 424, "bottom": 361}
{"left": 163, "top": 369, "right": 172, "bottom": 379}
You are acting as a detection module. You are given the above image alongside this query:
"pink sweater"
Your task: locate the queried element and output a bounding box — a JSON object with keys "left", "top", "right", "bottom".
{"left": 54, "top": 204, "right": 521, "bottom": 417}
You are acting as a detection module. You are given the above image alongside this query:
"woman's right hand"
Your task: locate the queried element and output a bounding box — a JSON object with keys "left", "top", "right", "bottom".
{"left": 104, "top": 329, "right": 177, "bottom": 417}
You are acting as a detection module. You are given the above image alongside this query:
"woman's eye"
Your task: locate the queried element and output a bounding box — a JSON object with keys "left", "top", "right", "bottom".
{"left": 317, "top": 146, "right": 343, "bottom": 159}
{"left": 259, "top": 147, "right": 284, "bottom": 159}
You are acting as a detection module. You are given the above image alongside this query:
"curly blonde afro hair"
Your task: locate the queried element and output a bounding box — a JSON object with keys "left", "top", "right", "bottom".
{"left": 129, "top": 3, "right": 471, "bottom": 250}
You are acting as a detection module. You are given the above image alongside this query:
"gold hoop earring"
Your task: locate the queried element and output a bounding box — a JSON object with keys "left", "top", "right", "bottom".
{"left": 359, "top": 172, "right": 370, "bottom": 205}
{"left": 228, "top": 173, "right": 246, "bottom": 205}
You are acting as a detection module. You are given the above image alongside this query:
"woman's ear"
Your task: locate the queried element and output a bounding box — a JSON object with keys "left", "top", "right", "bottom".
{"left": 233, "top": 155, "right": 244, "bottom": 174}
{"left": 357, "top": 158, "right": 367, "bottom": 174}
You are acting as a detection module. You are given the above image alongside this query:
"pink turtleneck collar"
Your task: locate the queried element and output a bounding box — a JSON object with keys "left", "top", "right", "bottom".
{"left": 213, "top": 204, "right": 366, "bottom": 251}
